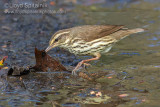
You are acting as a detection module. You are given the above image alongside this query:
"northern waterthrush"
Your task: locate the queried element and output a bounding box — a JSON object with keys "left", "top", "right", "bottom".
{"left": 45, "top": 25, "right": 144, "bottom": 75}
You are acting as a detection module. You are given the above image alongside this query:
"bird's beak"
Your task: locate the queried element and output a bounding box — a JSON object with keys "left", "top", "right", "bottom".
{"left": 45, "top": 45, "right": 55, "bottom": 52}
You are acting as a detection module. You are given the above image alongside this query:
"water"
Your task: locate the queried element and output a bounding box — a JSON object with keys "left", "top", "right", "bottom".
{"left": 0, "top": 0, "right": 160, "bottom": 106}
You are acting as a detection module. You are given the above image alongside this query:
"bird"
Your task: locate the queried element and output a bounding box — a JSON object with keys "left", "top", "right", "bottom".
{"left": 45, "top": 25, "right": 144, "bottom": 75}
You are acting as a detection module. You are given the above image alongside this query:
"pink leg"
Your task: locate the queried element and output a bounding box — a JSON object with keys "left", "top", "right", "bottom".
{"left": 72, "top": 53, "right": 101, "bottom": 75}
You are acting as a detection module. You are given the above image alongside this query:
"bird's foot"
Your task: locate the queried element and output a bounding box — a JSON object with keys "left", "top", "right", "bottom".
{"left": 72, "top": 53, "right": 101, "bottom": 75}
{"left": 72, "top": 69, "right": 77, "bottom": 75}
{"left": 72, "top": 61, "right": 84, "bottom": 75}
{"left": 83, "top": 63, "right": 92, "bottom": 71}
{"left": 83, "top": 63, "right": 91, "bottom": 67}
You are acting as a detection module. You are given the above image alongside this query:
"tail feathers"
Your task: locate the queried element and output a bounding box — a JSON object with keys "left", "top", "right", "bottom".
{"left": 128, "top": 28, "right": 144, "bottom": 33}
{"left": 114, "top": 28, "right": 144, "bottom": 40}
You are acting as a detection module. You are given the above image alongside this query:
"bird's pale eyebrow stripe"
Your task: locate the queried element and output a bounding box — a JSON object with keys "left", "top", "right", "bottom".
{"left": 55, "top": 31, "right": 70, "bottom": 39}
{"left": 50, "top": 31, "right": 70, "bottom": 44}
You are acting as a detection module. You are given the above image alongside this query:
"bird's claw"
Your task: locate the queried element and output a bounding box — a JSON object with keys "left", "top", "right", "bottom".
{"left": 72, "top": 70, "right": 77, "bottom": 75}
{"left": 83, "top": 63, "right": 91, "bottom": 67}
{"left": 83, "top": 63, "right": 91, "bottom": 71}
{"left": 72, "top": 61, "right": 83, "bottom": 75}
{"left": 72, "top": 61, "right": 92, "bottom": 75}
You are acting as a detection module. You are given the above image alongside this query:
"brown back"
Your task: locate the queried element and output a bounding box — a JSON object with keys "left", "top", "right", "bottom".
{"left": 70, "top": 25, "right": 124, "bottom": 42}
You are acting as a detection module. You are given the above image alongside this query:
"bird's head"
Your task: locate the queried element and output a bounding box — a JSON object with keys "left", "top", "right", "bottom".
{"left": 45, "top": 30, "right": 70, "bottom": 52}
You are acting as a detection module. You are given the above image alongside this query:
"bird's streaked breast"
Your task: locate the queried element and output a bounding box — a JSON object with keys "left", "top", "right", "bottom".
{"left": 63, "top": 37, "right": 116, "bottom": 55}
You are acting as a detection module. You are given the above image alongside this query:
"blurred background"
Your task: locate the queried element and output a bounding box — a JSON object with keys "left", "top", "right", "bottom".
{"left": 0, "top": 0, "right": 160, "bottom": 107}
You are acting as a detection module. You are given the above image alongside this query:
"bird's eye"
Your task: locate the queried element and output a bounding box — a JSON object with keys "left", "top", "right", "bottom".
{"left": 55, "top": 38, "right": 58, "bottom": 42}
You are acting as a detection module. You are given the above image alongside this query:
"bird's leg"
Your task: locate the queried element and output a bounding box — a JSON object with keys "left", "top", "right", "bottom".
{"left": 72, "top": 53, "right": 101, "bottom": 75}
{"left": 83, "top": 63, "right": 92, "bottom": 71}
{"left": 83, "top": 63, "right": 91, "bottom": 67}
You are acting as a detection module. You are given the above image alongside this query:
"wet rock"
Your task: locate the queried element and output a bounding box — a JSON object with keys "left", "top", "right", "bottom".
{"left": 12, "top": 18, "right": 19, "bottom": 22}
{"left": 7, "top": 66, "right": 30, "bottom": 76}
{"left": 1, "top": 26, "right": 11, "bottom": 31}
